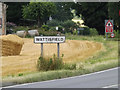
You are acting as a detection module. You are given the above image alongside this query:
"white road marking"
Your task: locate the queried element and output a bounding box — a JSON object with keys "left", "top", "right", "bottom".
{"left": 3, "top": 67, "right": 119, "bottom": 88}
{"left": 103, "top": 84, "right": 119, "bottom": 88}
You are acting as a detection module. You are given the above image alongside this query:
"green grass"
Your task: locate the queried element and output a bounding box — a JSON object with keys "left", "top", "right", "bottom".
{"left": 2, "top": 35, "right": 118, "bottom": 87}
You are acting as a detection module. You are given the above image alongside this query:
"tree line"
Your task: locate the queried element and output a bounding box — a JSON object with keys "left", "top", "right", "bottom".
{"left": 5, "top": 2, "right": 120, "bottom": 35}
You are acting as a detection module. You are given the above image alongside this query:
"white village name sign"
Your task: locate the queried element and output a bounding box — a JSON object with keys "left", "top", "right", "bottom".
{"left": 34, "top": 36, "right": 66, "bottom": 58}
{"left": 34, "top": 36, "right": 65, "bottom": 43}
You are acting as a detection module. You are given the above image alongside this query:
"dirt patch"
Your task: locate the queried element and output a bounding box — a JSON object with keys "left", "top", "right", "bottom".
{"left": 2, "top": 38, "right": 103, "bottom": 76}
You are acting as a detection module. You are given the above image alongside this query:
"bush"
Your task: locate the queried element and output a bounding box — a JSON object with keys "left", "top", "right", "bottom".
{"left": 89, "top": 28, "right": 98, "bottom": 36}
{"left": 13, "top": 26, "right": 29, "bottom": 33}
{"left": 28, "top": 25, "right": 38, "bottom": 29}
{"left": 79, "top": 27, "right": 98, "bottom": 36}
{"left": 63, "top": 63, "right": 76, "bottom": 70}
{"left": 37, "top": 54, "right": 77, "bottom": 71}
{"left": 73, "top": 29, "right": 77, "bottom": 35}
{"left": 49, "top": 27, "right": 56, "bottom": 31}
{"left": 57, "top": 25, "right": 64, "bottom": 32}
{"left": 39, "top": 29, "right": 57, "bottom": 36}
{"left": 49, "top": 25, "right": 64, "bottom": 32}
{"left": 82, "top": 27, "right": 90, "bottom": 35}
{"left": 47, "top": 20, "right": 62, "bottom": 27}
{"left": 113, "top": 30, "right": 119, "bottom": 38}
{"left": 37, "top": 55, "right": 63, "bottom": 71}
{"left": 41, "top": 25, "right": 49, "bottom": 31}
{"left": 62, "top": 20, "right": 77, "bottom": 33}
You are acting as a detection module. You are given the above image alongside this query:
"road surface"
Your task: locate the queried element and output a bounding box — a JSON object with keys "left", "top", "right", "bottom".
{"left": 3, "top": 67, "right": 119, "bottom": 88}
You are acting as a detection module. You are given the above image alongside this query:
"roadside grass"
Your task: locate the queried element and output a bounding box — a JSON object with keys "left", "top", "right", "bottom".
{"left": 2, "top": 35, "right": 118, "bottom": 87}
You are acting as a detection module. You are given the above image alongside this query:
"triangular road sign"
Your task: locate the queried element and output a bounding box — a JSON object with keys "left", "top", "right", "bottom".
{"left": 105, "top": 20, "right": 113, "bottom": 27}
{"left": 105, "top": 20, "right": 113, "bottom": 33}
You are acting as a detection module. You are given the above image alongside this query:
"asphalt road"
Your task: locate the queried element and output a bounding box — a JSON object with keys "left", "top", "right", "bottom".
{"left": 4, "top": 67, "right": 119, "bottom": 88}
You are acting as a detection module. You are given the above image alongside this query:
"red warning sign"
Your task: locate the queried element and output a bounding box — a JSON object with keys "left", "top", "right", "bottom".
{"left": 105, "top": 20, "right": 113, "bottom": 33}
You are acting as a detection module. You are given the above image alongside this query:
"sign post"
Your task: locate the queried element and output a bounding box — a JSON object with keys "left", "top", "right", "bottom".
{"left": 34, "top": 36, "right": 65, "bottom": 58}
{"left": 57, "top": 43, "right": 60, "bottom": 58}
{"left": 41, "top": 43, "right": 43, "bottom": 57}
{"left": 105, "top": 20, "right": 114, "bottom": 40}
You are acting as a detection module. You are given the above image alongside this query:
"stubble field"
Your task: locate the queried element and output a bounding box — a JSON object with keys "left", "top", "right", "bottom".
{"left": 2, "top": 38, "right": 102, "bottom": 76}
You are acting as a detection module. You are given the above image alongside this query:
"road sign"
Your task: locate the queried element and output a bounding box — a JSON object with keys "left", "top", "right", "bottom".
{"left": 34, "top": 36, "right": 65, "bottom": 43}
{"left": 110, "top": 33, "right": 115, "bottom": 38}
{"left": 34, "top": 36, "right": 66, "bottom": 58}
{"left": 105, "top": 20, "right": 113, "bottom": 33}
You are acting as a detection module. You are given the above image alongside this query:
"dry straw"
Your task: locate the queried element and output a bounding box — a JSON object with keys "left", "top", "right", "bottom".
{"left": 0, "top": 34, "right": 24, "bottom": 56}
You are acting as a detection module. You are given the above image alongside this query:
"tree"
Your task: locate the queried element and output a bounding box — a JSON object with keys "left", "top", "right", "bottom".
{"left": 52, "top": 2, "right": 74, "bottom": 21}
{"left": 22, "top": 2, "right": 56, "bottom": 27}
{"left": 62, "top": 20, "right": 78, "bottom": 33}
{"left": 5, "top": 2, "right": 28, "bottom": 25}
{"left": 108, "top": 2, "right": 120, "bottom": 30}
{"left": 72, "top": 2, "right": 109, "bottom": 35}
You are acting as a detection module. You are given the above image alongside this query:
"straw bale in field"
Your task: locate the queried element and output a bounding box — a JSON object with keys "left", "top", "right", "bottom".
{"left": 0, "top": 34, "right": 24, "bottom": 56}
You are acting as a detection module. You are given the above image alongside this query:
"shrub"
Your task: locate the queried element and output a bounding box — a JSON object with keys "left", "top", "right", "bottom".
{"left": 41, "top": 25, "right": 49, "bottom": 31}
{"left": 13, "top": 26, "right": 29, "bottom": 33}
{"left": 28, "top": 25, "right": 38, "bottom": 29}
{"left": 63, "top": 63, "right": 76, "bottom": 70}
{"left": 57, "top": 25, "right": 64, "bottom": 32}
{"left": 18, "top": 73, "right": 24, "bottom": 77}
{"left": 79, "top": 27, "right": 98, "bottom": 36}
{"left": 49, "top": 25, "right": 64, "bottom": 33}
{"left": 73, "top": 29, "right": 78, "bottom": 35}
{"left": 82, "top": 27, "right": 90, "bottom": 35}
{"left": 47, "top": 19, "right": 62, "bottom": 27}
{"left": 49, "top": 27, "right": 56, "bottom": 31}
{"left": 62, "top": 20, "right": 77, "bottom": 33}
{"left": 89, "top": 28, "right": 98, "bottom": 36}
{"left": 37, "top": 54, "right": 76, "bottom": 71}
{"left": 113, "top": 30, "right": 119, "bottom": 38}
{"left": 39, "top": 29, "right": 57, "bottom": 36}
{"left": 37, "top": 55, "right": 63, "bottom": 71}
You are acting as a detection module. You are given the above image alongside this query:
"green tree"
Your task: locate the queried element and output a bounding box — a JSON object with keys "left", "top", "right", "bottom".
{"left": 5, "top": 2, "right": 28, "bottom": 25}
{"left": 22, "top": 2, "right": 56, "bottom": 27}
{"left": 52, "top": 2, "right": 74, "bottom": 21}
{"left": 108, "top": 2, "right": 120, "bottom": 30}
{"left": 72, "top": 2, "right": 109, "bottom": 35}
{"left": 62, "top": 20, "right": 78, "bottom": 33}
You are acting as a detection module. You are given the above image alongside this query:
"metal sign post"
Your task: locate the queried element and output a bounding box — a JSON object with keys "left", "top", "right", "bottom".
{"left": 57, "top": 43, "right": 60, "bottom": 58}
{"left": 34, "top": 36, "right": 65, "bottom": 58}
{"left": 106, "top": 33, "right": 108, "bottom": 40}
{"left": 41, "top": 43, "right": 43, "bottom": 57}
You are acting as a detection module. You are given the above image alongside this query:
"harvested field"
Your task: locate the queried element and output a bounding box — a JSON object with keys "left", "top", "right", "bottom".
{"left": 2, "top": 38, "right": 103, "bottom": 76}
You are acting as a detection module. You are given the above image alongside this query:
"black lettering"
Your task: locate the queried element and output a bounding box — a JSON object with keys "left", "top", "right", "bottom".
{"left": 61, "top": 38, "right": 63, "bottom": 41}
{"left": 40, "top": 38, "right": 42, "bottom": 41}
{"left": 36, "top": 38, "right": 39, "bottom": 41}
